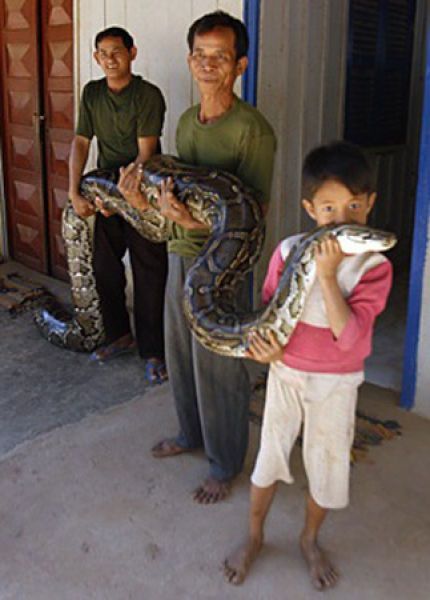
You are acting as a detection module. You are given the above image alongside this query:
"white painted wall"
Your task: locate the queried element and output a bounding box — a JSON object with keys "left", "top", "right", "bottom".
{"left": 415, "top": 232, "right": 430, "bottom": 418}
{"left": 74, "top": 0, "right": 243, "bottom": 165}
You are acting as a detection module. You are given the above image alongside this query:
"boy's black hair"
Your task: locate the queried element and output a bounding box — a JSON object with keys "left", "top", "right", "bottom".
{"left": 302, "top": 141, "right": 374, "bottom": 200}
{"left": 95, "top": 26, "right": 134, "bottom": 51}
{"left": 187, "top": 11, "right": 249, "bottom": 60}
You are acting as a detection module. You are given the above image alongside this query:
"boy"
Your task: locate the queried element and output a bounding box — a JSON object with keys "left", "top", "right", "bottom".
{"left": 223, "top": 141, "right": 393, "bottom": 589}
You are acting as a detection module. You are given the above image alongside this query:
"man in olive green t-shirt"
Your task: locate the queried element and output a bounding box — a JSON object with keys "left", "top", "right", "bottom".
{"left": 124, "top": 11, "right": 275, "bottom": 504}
{"left": 68, "top": 26, "right": 168, "bottom": 382}
{"left": 151, "top": 12, "right": 276, "bottom": 504}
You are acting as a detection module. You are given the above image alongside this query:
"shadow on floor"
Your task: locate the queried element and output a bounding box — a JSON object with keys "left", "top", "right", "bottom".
{"left": 0, "top": 261, "right": 151, "bottom": 455}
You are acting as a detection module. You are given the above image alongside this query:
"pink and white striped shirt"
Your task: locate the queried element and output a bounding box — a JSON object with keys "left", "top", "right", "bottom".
{"left": 262, "top": 234, "right": 393, "bottom": 373}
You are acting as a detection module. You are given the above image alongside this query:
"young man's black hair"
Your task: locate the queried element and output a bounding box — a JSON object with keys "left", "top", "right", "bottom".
{"left": 302, "top": 141, "right": 374, "bottom": 200}
{"left": 187, "top": 10, "right": 249, "bottom": 60}
{"left": 95, "top": 26, "right": 134, "bottom": 51}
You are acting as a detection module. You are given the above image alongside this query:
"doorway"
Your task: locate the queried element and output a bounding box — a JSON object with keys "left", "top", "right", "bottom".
{"left": 0, "top": 0, "right": 73, "bottom": 280}
{"left": 344, "top": 0, "right": 422, "bottom": 393}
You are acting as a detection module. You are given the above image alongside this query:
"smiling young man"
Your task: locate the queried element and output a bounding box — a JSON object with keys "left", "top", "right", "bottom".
{"left": 68, "top": 27, "right": 168, "bottom": 383}
{"left": 149, "top": 11, "right": 276, "bottom": 504}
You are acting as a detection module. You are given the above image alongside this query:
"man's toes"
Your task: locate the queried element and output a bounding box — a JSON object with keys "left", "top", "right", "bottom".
{"left": 223, "top": 561, "right": 241, "bottom": 585}
{"left": 223, "top": 561, "right": 235, "bottom": 582}
{"left": 312, "top": 575, "right": 324, "bottom": 590}
{"left": 193, "top": 486, "right": 206, "bottom": 502}
{"left": 325, "top": 567, "right": 338, "bottom": 587}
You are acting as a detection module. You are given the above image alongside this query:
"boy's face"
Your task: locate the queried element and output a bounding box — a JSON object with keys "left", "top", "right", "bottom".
{"left": 94, "top": 36, "right": 136, "bottom": 81}
{"left": 187, "top": 27, "right": 248, "bottom": 96}
{"left": 302, "top": 180, "right": 376, "bottom": 227}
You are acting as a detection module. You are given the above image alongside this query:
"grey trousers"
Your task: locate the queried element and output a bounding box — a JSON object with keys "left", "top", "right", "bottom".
{"left": 165, "top": 254, "right": 251, "bottom": 481}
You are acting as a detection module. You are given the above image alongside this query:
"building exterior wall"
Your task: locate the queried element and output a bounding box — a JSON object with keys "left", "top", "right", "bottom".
{"left": 255, "top": 0, "right": 349, "bottom": 296}
{"left": 73, "top": 0, "right": 242, "bottom": 164}
{"left": 415, "top": 229, "right": 430, "bottom": 418}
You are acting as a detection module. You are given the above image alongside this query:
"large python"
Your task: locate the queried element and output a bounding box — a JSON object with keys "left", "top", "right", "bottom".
{"left": 34, "top": 155, "right": 396, "bottom": 357}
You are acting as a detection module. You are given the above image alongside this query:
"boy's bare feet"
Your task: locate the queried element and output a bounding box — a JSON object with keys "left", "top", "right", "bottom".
{"left": 300, "top": 535, "right": 338, "bottom": 590}
{"left": 223, "top": 537, "right": 263, "bottom": 584}
{"left": 151, "top": 438, "right": 190, "bottom": 458}
{"left": 193, "top": 477, "right": 231, "bottom": 504}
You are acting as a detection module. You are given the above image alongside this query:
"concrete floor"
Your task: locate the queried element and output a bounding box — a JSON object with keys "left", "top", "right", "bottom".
{"left": 0, "top": 262, "right": 429, "bottom": 599}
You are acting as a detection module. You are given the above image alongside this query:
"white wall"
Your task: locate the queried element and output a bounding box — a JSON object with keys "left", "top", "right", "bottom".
{"left": 415, "top": 229, "right": 430, "bottom": 418}
{"left": 74, "top": 0, "right": 243, "bottom": 162}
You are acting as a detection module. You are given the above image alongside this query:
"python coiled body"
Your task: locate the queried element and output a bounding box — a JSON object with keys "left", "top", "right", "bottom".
{"left": 34, "top": 155, "right": 396, "bottom": 356}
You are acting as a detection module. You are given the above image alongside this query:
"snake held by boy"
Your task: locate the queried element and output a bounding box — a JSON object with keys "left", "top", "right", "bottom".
{"left": 34, "top": 155, "right": 396, "bottom": 356}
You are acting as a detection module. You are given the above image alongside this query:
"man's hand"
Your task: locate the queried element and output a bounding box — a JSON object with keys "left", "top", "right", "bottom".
{"left": 245, "top": 331, "right": 284, "bottom": 364}
{"left": 70, "top": 193, "right": 96, "bottom": 218}
{"left": 94, "top": 196, "right": 115, "bottom": 218}
{"left": 117, "top": 162, "right": 149, "bottom": 212}
{"left": 157, "top": 177, "right": 207, "bottom": 230}
{"left": 315, "top": 236, "right": 345, "bottom": 282}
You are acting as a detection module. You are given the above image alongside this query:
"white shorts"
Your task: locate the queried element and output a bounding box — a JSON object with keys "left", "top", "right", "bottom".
{"left": 251, "top": 361, "right": 364, "bottom": 509}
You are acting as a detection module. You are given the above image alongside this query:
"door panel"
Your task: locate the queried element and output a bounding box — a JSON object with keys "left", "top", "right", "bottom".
{"left": 0, "top": 0, "right": 47, "bottom": 271}
{"left": 42, "top": 0, "right": 73, "bottom": 279}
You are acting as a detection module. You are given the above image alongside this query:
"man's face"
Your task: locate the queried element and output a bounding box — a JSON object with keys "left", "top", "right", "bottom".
{"left": 94, "top": 36, "right": 136, "bottom": 81}
{"left": 187, "top": 27, "right": 248, "bottom": 95}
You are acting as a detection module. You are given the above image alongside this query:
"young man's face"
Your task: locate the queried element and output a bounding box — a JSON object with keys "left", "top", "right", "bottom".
{"left": 187, "top": 26, "right": 248, "bottom": 96}
{"left": 302, "top": 180, "right": 376, "bottom": 227}
{"left": 94, "top": 36, "right": 136, "bottom": 82}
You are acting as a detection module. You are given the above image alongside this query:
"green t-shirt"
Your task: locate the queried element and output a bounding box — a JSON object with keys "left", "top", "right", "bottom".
{"left": 76, "top": 74, "right": 166, "bottom": 169}
{"left": 170, "top": 96, "right": 276, "bottom": 257}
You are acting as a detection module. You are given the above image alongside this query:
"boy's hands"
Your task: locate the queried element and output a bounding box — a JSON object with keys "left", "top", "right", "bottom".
{"left": 315, "top": 236, "right": 345, "bottom": 281}
{"left": 245, "top": 331, "right": 284, "bottom": 364}
{"left": 315, "top": 235, "right": 351, "bottom": 338}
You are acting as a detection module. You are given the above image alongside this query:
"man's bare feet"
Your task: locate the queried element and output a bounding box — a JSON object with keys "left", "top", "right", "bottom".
{"left": 300, "top": 535, "right": 339, "bottom": 590}
{"left": 193, "top": 477, "right": 231, "bottom": 504}
{"left": 223, "top": 537, "right": 263, "bottom": 585}
{"left": 151, "top": 438, "right": 190, "bottom": 458}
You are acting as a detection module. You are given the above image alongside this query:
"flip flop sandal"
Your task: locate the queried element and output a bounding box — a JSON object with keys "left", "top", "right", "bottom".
{"left": 89, "top": 340, "right": 137, "bottom": 363}
{"left": 144, "top": 358, "right": 168, "bottom": 384}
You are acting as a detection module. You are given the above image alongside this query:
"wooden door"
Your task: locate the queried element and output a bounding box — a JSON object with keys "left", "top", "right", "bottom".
{"left": 0, "top": 0, "right": 73, "bottom": 278}
{"left": 0, "top": 0, "right": 47, "bottom": 272}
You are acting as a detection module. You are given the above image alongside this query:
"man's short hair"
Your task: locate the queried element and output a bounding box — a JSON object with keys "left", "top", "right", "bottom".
{"left": 302, "top": 141, "right": 375, "bottom": 200}
{"left": 187, "top": 11, "right": 249, "bottom": 60}
{"left": 95, "top": 26, "right": 134, "bottom": 51}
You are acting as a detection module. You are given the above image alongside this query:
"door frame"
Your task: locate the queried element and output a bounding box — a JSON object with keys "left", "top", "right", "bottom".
{"left": 401, "top": 13, "right": 430, "bottom": 410}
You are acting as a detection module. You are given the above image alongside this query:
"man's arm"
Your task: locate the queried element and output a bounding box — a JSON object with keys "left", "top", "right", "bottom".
{"left": 136, "top": 136, "right": 159, "bottom": 164}
{"left": 119, "top": 144, "right": 207, "bottom": 230}
{"left": 68, "top": 135, "right": 94, "bottom": 218}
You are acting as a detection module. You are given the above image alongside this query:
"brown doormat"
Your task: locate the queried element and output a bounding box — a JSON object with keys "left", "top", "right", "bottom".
{"left": 249, "top": 372, "right": 402, "bottom": 464}
{"left": 0, "top": 272, "right": 54, "bottom": 317}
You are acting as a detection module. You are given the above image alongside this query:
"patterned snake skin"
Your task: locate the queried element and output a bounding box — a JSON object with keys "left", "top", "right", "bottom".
{"left": 34, "top": 155, "right": 396, "bottom": 356}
